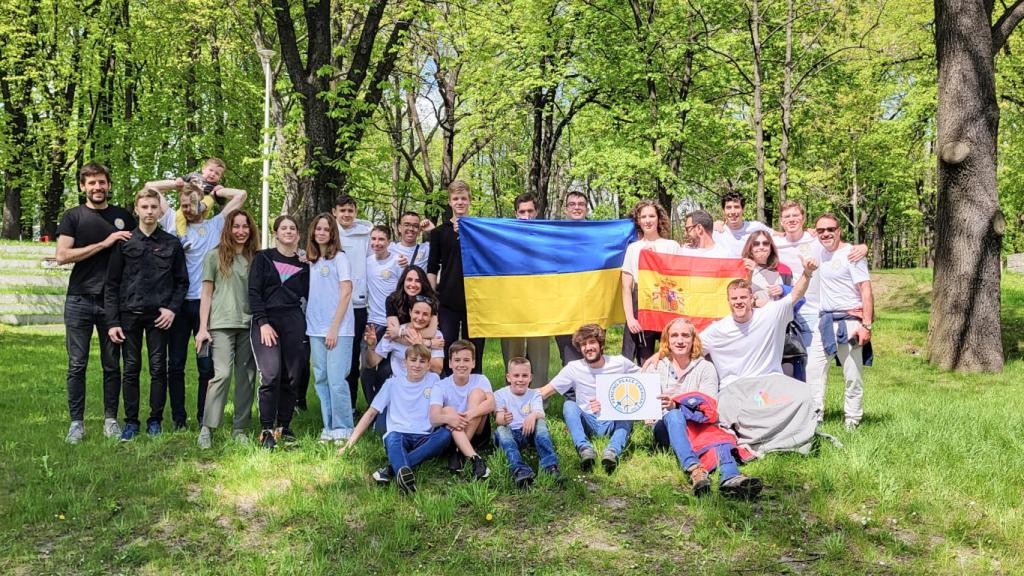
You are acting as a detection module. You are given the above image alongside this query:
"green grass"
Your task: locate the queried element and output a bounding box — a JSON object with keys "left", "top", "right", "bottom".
{"left": 2, "top": 270, "right": 1023, "bottom": 574}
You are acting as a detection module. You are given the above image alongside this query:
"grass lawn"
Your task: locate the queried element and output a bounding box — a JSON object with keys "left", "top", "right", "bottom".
{"left": 1, "top": 269, "right": 1022, "bottom": 575}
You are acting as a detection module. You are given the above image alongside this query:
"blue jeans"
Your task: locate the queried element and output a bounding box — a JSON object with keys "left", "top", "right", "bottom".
{"left": 653, "top": 409, "right": 740, "bottom": 483}
{"left": 383, "top": 429, "right": 452, "bottom": 471}
{"left": 167, "top": 299, "right": 214, "bottom": 424}
{"left": 310, "top": 335, "right": 354, "bottom": 432}
{"left": 494, "top": 421, "right": 559, "bottom": 475}
{"left": 562, "top": 401, "right": 633, "bottom": 456}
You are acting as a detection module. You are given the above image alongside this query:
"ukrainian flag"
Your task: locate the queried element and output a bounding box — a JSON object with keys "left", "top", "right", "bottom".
{"left": 637, "top": 251, "right": 747, "bottom": 332}
{"left": 459, "top": 217, "right": 636, "bottom": 338}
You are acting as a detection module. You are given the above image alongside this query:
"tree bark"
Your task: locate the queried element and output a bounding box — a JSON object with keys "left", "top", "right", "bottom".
{"left": 928, "top": 0, "right": 1013, "bottom": 372}
{"left": 779, "top": 0, "right": 794, "bottom": 204}
{"left": 749, "top": 0, "right": 767, "bottom": 222}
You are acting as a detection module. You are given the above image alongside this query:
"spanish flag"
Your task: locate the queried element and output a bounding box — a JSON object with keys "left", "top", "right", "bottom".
{"left": 636, "top": 252, "right": 747, "bottom": 332}
{"left": 459, "top": 217, "right": 636, "bottom": 337}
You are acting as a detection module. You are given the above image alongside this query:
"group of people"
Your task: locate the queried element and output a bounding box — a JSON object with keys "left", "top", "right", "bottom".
{"left": 56, "top": 159, "right": 874, "bottom": 498}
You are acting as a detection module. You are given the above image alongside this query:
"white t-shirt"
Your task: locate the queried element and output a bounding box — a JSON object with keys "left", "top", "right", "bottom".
{"left": 494, "top": 386, "right": 545, "bottom": 431}
{"left": 712, "top": 220, "right": 771, "bottom": 257}
{"left": 818, "top": 244, "right": 870, "bottom": 312}
{"left": 305, "top": 255, "right": 355, "bottom": 337}
{"left": 700, "top": 296, "right": 794, "bottom": 388}
{"left": 370, "top": 372, "right": 440, "bottom": 437}
{"left": 750, "top": 266, "right": 785, "bottom": 302}
{"left": 366, "top": 252, "right": 402, "bottom": 326}
{"left": 374, "top": 329, "right": 446, "bottom": 381}
{"left": 621, "top": 238, "right": 679, "bottom": 278}
{"left": 160, "top": 211, "right": 225, "bottom": 300}
{"left": 776, "top": 233, "right": 823, "bottom": 318}
{"left": 430, "top": 374, "right": 493, "bottom": 413}
{"left": 390, "top": 242, "right": 430, "bottom": 271}
{"left": 549, "top": 355, "right": 640, "bottom": 413}
{"left": 677, "top": 244, "right": 733, "bottom": 259}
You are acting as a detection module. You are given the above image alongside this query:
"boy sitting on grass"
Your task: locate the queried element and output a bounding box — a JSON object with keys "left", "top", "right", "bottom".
{"left": 338, "top": 344, "right": 450, "bottom": 494}
{"left": 494, "top": 357, "right": 562, "bottom": 488}
{"left": 429, "top": 340, "right": 495, "bottom": 481}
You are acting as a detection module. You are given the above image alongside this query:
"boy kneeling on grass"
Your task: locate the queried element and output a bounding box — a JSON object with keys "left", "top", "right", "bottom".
{"left": 338, "top": 344, "right": 450, "bottom": 494}
{"left": 494, "top": 357, "right": 562, "bottom": 488}
{"left": 429, "top": 340, "right": 494, "bottom": 481}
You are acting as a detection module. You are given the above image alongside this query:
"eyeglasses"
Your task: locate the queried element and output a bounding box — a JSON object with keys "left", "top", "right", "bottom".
{"left": 752, "top": 240, "right": 772, "bottom": 247}
{"left": 567, "top": 201, "right": 587, "bottom": 208}
{"left": 400, "top": 221, "right": 419, "bottom": 228}
{"left": 815, "top": 226, "right": 838, "bottom": 234}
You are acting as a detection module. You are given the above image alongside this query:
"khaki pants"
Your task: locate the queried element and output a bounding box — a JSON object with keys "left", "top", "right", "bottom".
{"left": 806, "top": 319, "right": 865, "bottom": 426}
{"left": 202, "top": 328, "right": 256, "bottom": 430}
{"left": 501, "top": 337, "right": 551, "bottom": 388}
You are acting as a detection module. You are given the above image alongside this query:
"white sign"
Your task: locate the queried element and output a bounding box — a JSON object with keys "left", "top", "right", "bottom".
{"left": 596, "top": 373, "right": 662, "bottom": 421}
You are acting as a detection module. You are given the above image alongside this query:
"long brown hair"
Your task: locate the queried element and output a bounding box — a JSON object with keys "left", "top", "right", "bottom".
{"left": 630, "top": 199, "right": 671, "bottom": 239}
{"left": 741, "top": 230, "right": 779, "bottom": 270}
{"left": 217, "top": 210, "right": 260, "bottom": 278}
{"left": 306, "top": 213, "right": 341, "bottom": 262}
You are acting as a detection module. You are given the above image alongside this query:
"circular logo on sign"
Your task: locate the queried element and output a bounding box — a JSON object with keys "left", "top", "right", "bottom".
{"left": 608, "top": 376, "right": 646, "bottom": 415}
{"left": 520, "top": 403, "right": 532, "bottom": 415}
{"left": 319, "top": 265, "right": 330, "bottom": 277}
{"left": 114, "top": 218, "right": 125, "bottom": 230}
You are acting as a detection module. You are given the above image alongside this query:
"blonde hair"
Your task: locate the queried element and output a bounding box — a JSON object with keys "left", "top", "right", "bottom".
{"left": 656, "top": 318, "right": 703, "bottom": 361}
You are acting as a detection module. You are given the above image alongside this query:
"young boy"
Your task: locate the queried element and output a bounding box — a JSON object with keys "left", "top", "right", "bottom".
{"left": 429, "top": 340, "right": 494, "bottom": 480}
{"left": 338, "top": 345, "right": 451, "bottom": 494}
{"left": 494, "top": 357, "right": 561, "bottom": 488}
{"left": 104, "top": 188, "right": 188, "bottom": 441}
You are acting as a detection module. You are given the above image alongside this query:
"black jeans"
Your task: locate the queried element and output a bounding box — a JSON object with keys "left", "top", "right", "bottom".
{"left": 252, "top": 308, "right": 309, "bottom": 430}
{"left": 64, "top": 294, "right": 121, "bottom": 421}
{"left": 167, "top": 299, "right": 214, "bottom": 425}
{"left": 438, "top": 303, "right": 485, "bottom": 376}
{"left": 347, "top": 307, "right": 368, "bottom": 410}
{"left": 554, "top": 334, "right": 583, "bottom": 367}
{"left": 120, "top": 312, "right": 170, "bottom": 426}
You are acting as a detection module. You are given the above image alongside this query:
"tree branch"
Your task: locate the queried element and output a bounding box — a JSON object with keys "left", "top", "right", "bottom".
{"left": 992, "top": 0, "right": 1024, "bottom": 55}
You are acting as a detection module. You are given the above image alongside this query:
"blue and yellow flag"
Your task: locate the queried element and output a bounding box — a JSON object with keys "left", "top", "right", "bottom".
{"left": 459, "top": 217, "right": 636, "bottom": 338}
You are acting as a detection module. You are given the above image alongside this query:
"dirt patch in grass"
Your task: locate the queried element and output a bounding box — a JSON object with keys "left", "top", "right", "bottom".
{"left": 872, "top": 273, "right": 932, "bottom": 312}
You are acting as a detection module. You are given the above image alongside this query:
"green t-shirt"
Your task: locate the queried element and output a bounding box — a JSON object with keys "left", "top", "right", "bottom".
{"left": 202, "top": 250, "right": 252, "bottom": 330}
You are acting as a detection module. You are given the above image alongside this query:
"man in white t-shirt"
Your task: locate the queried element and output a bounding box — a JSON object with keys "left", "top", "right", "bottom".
{"left": 390, "top": 211, "right": 431, "bottom": 270}
{"left": 553, "top": 191, "right": 591, "bottom": 368}
{"left": 711, "top": 192, "right": 771, "bottom": 257}
{"left": 363, "top": 225, "right": 402, "bottom": 407}
{"left": 154, "top": 185, "right": 247, "bottom": 431}
{"left": 539, "top": 324, "right": 640, "bottom": 473}
{"left": 678, "top": 210, "right": 731, "bottom": 258}
{"left": 334, "top": 195, "right": 372, "bottom": 415}
{"left": 501, "top": 193, "right": 552, "bottom": 387}
{"left": 806, "top": 213, "right": 874, "bottom": 430}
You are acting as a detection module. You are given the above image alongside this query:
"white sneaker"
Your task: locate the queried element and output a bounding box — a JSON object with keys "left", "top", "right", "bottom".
{"left": 198, "top": 426, "right": 213, "bottom": 449}
{"left": 332, "top": 428, "right": 353, "bottom": 441}
{"left": 232, "top": 429, "right": 250, "bottom": 444}
{"left": 66, "top": 421, "right": 85, "bottom": 444}
{"left": 103, "top": 418, "right": 122, "bottom": 439}
{"left": 319, "top": 429, "right": 333, "bottom": 443}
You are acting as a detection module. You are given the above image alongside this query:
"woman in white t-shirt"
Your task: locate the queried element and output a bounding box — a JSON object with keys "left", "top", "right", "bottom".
{"left": 306, "top": 213, "right": 355, "bottom": 441}
{"left": 621, "top": 200, "right": 679, "bottom": 363}
{"left": 741, "top": 231, "right": 793, "bottom": 306}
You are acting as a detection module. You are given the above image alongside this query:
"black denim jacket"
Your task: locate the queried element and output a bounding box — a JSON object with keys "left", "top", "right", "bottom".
{"left": 104, "top": 227, "right": 188, "bottom": 327}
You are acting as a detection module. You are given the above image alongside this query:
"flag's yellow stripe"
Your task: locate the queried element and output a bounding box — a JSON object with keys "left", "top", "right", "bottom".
{"left": 465, "top": 268, "right": 625, "bottom": 338}
{"left": 636, "top": 270, "right": 737, "bottom": 319}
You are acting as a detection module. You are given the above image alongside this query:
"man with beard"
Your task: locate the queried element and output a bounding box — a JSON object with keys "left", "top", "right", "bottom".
{"left": 57, "top": 163, "right": 136, "bottom": 444}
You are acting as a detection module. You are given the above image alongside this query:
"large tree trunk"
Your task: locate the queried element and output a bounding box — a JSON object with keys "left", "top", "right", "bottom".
{"left": 778, "top": 0, "right": 794, "bottom": 204}
{"left": 749, "top": 0, "right": 767, "bottom": 223}
{"left": 928, "top": 0, "right": 1019, "bottom": 372}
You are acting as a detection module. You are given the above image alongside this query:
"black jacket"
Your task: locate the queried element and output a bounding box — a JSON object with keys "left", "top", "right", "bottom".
{"left": 427, "top": 221, "right": 466, "bottom": 311}
{"left": 104, "top": 227, "right": 188, "bottom": 327}
{"left": 248, "top": 248, "right": 310, "bottom": 327}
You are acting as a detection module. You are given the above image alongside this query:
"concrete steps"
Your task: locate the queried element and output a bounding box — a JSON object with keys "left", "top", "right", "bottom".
{"left": 0, "top": 242, "right": 68, "bottom": 328}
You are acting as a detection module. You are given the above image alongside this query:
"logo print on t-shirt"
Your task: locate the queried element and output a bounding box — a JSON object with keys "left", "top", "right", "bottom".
{"left": 423, "top": 387, "right": 432, "bottom": 399}
{"left": 520, "top": 403, "right": 532, "bottom": 415}
{"left": 274, "top": 261, "right": 302, "bottom": 283}
{"left": 319, "top": 265, "right": 330, "bottom": 277}
{"left": 381, "top": 270, "right": 392, "bottom": 279}
{"left": 198, "top": 225, "right": 208, "bottom": 237}
{"left": 114, "top": 218, "right": 125, "bottom": 230}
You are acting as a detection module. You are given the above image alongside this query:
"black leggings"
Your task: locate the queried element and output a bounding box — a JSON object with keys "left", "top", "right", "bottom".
{"left": 251, "top": 308, "right": 309, "bottom": 430}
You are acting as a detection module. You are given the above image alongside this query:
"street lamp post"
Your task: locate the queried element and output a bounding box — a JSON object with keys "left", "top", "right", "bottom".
{"left": 257, "top": 48, "right": 275, "bottom": 249}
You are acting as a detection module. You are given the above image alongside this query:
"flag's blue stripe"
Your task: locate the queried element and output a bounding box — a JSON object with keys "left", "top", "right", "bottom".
{"left": 459, "top": 217, "right": 636, "bottom": 277}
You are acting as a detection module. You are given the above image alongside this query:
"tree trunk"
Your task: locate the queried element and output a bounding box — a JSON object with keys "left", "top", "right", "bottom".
{"left": 749, "top": 0, "right": 767, "bottom": 222}
{"left": 928, "top": 0, "right": 1011, "bottom": 372}
{"left": 779, "top": 0, "right": 794, "bottom": 204}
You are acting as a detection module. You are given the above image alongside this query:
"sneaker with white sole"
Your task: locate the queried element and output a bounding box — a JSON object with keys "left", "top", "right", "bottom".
{"left": 198, "top": 426, "right": 213, "bottom": 450}
{"left": 396, "top": 466, "right": 416, "bottom": 494}
{"left": 319, "top": 429, "right": 333, "bottom": 443}
{"left": 720, "top": 474, "right": 763, "bottom": 500}
{"left": 103, "top": 418, "right": 122, "bottom": 439}
{"left": 601, "top": 448, "right": 619, "bottom": 474}
{"left": 470, "top": 455, "right": 490, "bottom": 480}
{"left": 66, "top": 421, "right": 85, "bottom": 444}
{"left": 372, "top": 466, "right": 393, "bottom": 485}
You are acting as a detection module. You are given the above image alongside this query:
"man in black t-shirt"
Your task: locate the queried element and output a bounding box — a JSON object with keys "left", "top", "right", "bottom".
{"left": 56, "top": 162, "right": 136, "bottom": 444}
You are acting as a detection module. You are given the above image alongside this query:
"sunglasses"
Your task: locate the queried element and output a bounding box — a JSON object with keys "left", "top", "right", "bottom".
{"left": 752, "top": 240, "right": 772, "bottom": 247}
{"left": 816, "top": 226, "right": 838, "bottom": 234}
{"left": 414, "top": 295, "right": 434, "bottom": 305}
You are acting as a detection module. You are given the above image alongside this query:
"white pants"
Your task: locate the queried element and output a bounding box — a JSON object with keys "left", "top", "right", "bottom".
{"left": 805, "top": 318, "right": 865, "bottom": 425}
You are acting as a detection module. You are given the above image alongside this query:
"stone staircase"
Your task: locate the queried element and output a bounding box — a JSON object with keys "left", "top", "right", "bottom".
{"left": 0, "top": 243, "right": 67, "bottom": 330}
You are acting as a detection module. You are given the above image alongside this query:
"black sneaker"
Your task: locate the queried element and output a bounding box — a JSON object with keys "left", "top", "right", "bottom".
{"left": 601, "top": 449, "right": 619, "bottom": 474}
{"left": 174, "top": 420, "right": 187, "bottom": 432}
{"left": 513, "top": 467, "right": 535, "bottom": 489}
{"left": 578, "top": 446, "right": 597, "bottom": 472}
{"left": 260, "top": 429, "right": 277, "bottom": 450}
{"left": 720, "top": 474, "right": 763, "bottom": 500}
{"left": 371, "top": 466, "right": 393, "bottom": 485}
{"left": 279, "top": 428, "right": 298, "bottom": 445}
{"left": 396, "top": 466, "right": 416, "bottom": 494}
{"left": 447, "top": 449, "right": 465, "bottom": 474}
{"left": 543, "top": 464, "right": 564, "bottom": 483}
{"left": 470, "top": 455, "right": 490, "bottom": 480}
